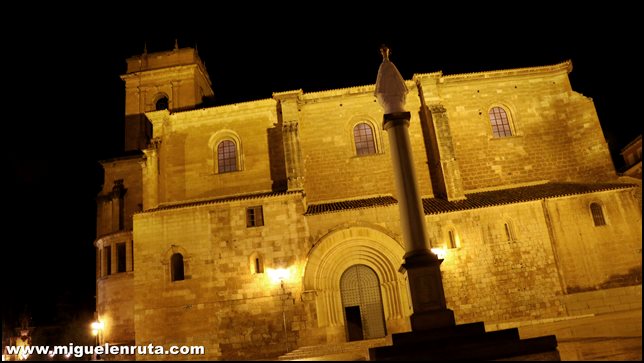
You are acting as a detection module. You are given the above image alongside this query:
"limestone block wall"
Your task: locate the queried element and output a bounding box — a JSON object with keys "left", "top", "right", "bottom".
{"left": 298, "top": 84, "right": 433, "bottom": 204}
{"left": 151, "top": 100, "right": 281, "bottom": 204}
{"left": 563, "top": 285, "right": 642, "bottom": 316}
{"left": 427, "top": 202, "right": 567, "bottom": 325}
{"left": 417, "top": 63, "right": 616, "bottom": 192}
{"left": 96, "top": 273, "right": 135, "bottom": 345}
{"left": 545, "top": 188, "right": 642, "bottom": 292}
{"left": 97, "top": 157, "right": 143, "bottom": 236}
{"left": 132, "top": 193, "right": 309, "bottom": 360}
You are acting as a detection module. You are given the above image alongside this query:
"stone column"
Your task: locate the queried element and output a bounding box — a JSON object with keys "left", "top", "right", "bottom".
{"left": 383, "top": 112, "right": 455, "bottom": 331}
{"left": 376, "top": 46, "right": 454, "bottom": 331}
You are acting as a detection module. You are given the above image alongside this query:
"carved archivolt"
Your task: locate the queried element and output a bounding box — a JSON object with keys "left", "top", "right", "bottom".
{"left": 302, "top": 226, "right": 411, "bottom": 327}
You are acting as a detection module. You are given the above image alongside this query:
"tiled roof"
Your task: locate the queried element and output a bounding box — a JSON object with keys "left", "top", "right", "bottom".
{"left": 141, "top": 190, "right": 301, "bottom": 213}
{"left": 304, "top": 182, "right": 636, "bottom": 216}
{"left": 305, "top": 196, "right": 397, "bottom": 215}
{"left": 422, "top": 182, "right": 636, "bottom": 215}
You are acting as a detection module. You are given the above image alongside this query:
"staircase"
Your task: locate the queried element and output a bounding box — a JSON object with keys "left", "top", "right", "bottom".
{"left": 278, "top": 337, "right": 390, "bottom": 361}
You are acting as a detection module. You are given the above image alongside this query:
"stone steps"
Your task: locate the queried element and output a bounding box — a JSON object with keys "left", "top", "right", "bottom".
{"left": 278, "top": 337, "right": 389, "bottom": 361}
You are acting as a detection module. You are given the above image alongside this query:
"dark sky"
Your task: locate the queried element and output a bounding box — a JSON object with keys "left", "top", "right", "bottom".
{"left": 4, "top": 6, "right": 640, "bottom": 332}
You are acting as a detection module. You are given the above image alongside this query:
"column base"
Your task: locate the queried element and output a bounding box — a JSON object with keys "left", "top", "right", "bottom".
{"left": 410, "top": 309, "right": 455, "bottom": 331}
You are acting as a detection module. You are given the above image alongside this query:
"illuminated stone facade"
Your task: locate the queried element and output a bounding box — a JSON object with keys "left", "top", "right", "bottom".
{"left": 94, "top": 47, "right": 642, "bottom": 360}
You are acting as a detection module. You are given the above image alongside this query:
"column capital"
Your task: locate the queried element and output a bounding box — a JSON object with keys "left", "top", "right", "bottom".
{"left": 383, "top": 111, "right": 411, "bottom": 130}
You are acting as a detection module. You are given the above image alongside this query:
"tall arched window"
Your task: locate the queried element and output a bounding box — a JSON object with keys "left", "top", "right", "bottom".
{"left": 590, "top": 203, "right": 606, "bottom": 226}
{"left": 250, "top": 252, "right": 264, "bottom": 274}
{"left": 217, "top": 140, "right": 238, "bottom": 173}
{"left": 171, "top": 253, "right": 185, "bottom": 282}
{"left": 447, "top": 229, "right": 457, "bottom": 249}
{"left": 504, "top": 221, "right": 514, "bottom": 241}
{"left": 489, "top": 106, "right": 513, "bottom": 138}
{"left": 353, "top": 123, "right": 377, "bottom": 156}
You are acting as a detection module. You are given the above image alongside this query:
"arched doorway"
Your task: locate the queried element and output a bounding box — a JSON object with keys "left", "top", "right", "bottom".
{"left": 340, "top": 264, "right": 386, "bottom": 341}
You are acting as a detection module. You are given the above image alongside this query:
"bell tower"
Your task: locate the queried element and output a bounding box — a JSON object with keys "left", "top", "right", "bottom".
{"left": 120, "top": 45, "right": 214, "bottom": 151}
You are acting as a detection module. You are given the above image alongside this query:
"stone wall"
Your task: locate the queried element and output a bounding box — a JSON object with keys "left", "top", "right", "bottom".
{"left": 97, "top": 272, "right": 134, "bottom": 345}
{"left": 298, "top": 84, "right": 434, "bottom": 203}
{"left": 132, "top": 193, "right": 309, "bottom": 360}
{"left": 97, "top": 156, "right": 143, "bottom": 236}
{"left": 149, "top": 100, "right": 279, "bottom": 204}
{"left": 427, "top": 201, "right": 567, "bottom": 325}
{"left": 563, "top": 285, "right": 642, "bottom": 316}
{"left": 545, "top": 188, "right": 642, "bottom": 292}
{"left": 416, "top": 63, "right": 616, "bottom": 192}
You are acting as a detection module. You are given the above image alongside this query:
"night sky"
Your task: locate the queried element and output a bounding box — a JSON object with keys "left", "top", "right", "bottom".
{"left": 4, "top": 6, "right": 640, "bottom": 336}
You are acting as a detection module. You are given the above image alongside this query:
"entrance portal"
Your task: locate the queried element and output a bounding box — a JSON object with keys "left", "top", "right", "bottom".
{"left": 340, "top": 264, "right": 386, "bottom": 341}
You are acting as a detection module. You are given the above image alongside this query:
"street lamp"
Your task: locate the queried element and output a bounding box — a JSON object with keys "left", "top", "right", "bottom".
{"left": 91, "top": 320, "right": 104, "bottom": 360}
{"left": 266, "top": 267, "right": 292, "bottom": 353}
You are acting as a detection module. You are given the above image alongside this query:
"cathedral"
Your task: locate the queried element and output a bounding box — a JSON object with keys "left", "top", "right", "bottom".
{"left": 94, "top": 46, "right": 642, "bottom": 360}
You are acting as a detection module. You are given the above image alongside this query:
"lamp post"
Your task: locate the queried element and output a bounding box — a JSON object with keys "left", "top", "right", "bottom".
{"left": 267, "top": 267, "right": 291, "bottom": 353}
{"left": 375, "top": 45, "right": 455, "bottom": 331}
{"left": 91, "top": 320, "right": 104, "bottom": 360}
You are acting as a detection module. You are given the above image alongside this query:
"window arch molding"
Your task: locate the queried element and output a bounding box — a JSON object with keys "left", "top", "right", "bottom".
{"left": 208, "top": 130, "right": 244, "bottom": 173}
{"left": 485, "top": 102, "right": 518, "bottom": 138}
{"left": 162, "top": 245, "right": 192, "bottom": 283}
{"left": 346, "top": 116, "right": 382, "bottom": 156}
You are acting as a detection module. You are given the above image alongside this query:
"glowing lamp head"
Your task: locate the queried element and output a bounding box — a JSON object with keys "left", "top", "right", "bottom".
{"left": 431, "top": 247, "right": 447, "bottom": 260}
{"left": 266, "top": 267, "right": 291, "bottom": 284}
{"left": 91, "top": 321, "right": 104, "bottom": 336}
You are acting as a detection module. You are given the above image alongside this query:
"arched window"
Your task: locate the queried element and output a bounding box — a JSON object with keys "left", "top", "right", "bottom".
{"left": 447, "top": 229, "right": 457, "bottom": 249}
{"left": 489, "top": 106, "right": 513, "bottom": 138}
{"left": 155, "top": 96, "right": 169, "bottom": 111}
{"left": 353, "top": 123, "right": 377, "bottom": 156}
{"left": 250, "top": 252, "right": 264, "bottom": 274}
{"left": 504, "top": 222, "right": 514, "bottom": 241}
{"left": 171, "top": 253, "right": 185, "bottom": 282}
{"left": 590, "top": 203, "right": 606, "bottom": 226}
{"left": 217, "top": 140, "right": 238, "bottom": 173}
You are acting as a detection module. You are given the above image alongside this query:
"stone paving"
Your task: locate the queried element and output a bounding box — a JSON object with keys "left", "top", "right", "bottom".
{"left": 517, "top": 309, "right": 642, "bottom": 361}
{"left": 276, "top": 308, "right": 641, "bottom": 361}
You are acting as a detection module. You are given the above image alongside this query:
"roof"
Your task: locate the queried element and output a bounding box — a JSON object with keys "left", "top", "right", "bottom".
{"left": 140, "top": 190, "right": 302, "bottom": 214}
{"left": 422, "top": 182, "right": 636, "bottom": 214}
{"left": 304, "top": 182, "right": 636, "bottom": 216}
{"left": 305, "top": 196, "right": 397, "bottom": 215}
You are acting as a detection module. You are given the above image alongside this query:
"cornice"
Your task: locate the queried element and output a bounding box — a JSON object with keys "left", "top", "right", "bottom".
{"left": 414, "top": 60, "right": 573, "bottom": 84}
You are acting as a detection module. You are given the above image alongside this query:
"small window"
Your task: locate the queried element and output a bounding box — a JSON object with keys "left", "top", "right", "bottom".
{"left": 171, "top": 253, "right": 185, "bottom": 282}
{"left": 590, "top": 203, "right": 606, "bottom": 226}
{"left": 447, "top": 230, "right": 457, "bottom": 249}
{"left": 504, "top": 222, "right": 513, "bottom": 241}
{"left": 217, "top": 140, "right": 238, "bottom": 173}
{"left": 156, "top": 96, "right": 169, "bottom": 111}
{"left": 250, "top": 252, "right": 264, "bottom": 274}
{"left": 116, "top": 242, "right": 126, "bottom": 273}
{"left": 489, "top": 107, "right": 513, "bottom": 138}
{"left": 246, "top": 206, "right": 264, "bottom": 227}
{"left": 354, "top": 123, "right": 377, "bottom": 156}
